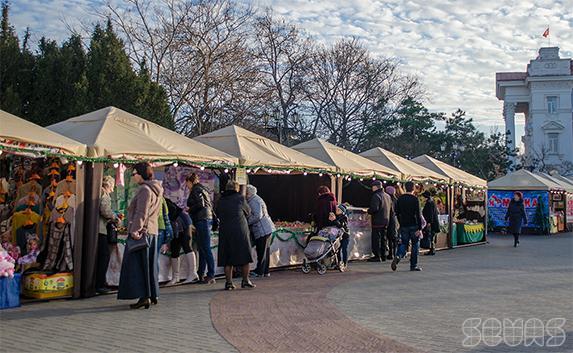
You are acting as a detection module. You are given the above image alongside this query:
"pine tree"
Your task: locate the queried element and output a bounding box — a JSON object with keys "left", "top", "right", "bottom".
{"left": 0, "top": 0, "right": 23, "bottom": 114}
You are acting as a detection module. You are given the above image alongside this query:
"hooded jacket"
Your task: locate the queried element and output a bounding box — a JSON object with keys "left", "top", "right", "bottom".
{"left": 246, "top": 186, "right": 276, "bottom": 239}
{"left": 127, "top": 180, "right": 163, "bottom": 236}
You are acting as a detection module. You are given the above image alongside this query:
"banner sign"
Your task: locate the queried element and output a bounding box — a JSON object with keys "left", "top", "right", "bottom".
{"left": 487, "top": 190, "right": 549, "bottom": 228}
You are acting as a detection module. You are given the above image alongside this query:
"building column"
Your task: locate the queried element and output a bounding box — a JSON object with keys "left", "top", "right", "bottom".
{"left": 503, "top": 102, "right": 516, "bottom": 164}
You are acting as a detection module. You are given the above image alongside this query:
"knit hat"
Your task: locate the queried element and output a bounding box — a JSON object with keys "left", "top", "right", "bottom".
{"left": 337, "top": 204, "right": 348, "bottom": 215}
{"left": 385, "top": 186, "right": 396, "bottom": 195}
{"left": 371, "top": 180, "right": 383, "bottom": 188}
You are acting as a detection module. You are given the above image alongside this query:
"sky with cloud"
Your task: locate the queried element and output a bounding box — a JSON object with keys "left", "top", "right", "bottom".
{"left": 9, "top": 0, "right": 573, "bottom": 138}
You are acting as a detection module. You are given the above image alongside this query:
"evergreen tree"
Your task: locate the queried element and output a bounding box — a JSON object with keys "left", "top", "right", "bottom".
{"left": 0, "top": 0, "right": 23, "bottom": 114}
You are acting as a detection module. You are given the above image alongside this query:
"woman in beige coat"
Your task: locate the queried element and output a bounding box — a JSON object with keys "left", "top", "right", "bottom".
{"left": 118, "top": 163, "right": 164, "bottom": 309}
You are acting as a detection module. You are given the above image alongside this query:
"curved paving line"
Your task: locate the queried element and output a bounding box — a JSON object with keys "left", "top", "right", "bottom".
{"left": 210, "top": 268, "right": 421, "bottom": 353}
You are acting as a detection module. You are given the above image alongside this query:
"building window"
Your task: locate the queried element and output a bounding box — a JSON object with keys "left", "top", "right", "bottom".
{"left": 547, "top": 133, "right": 559, "bottom": 154}
{"left": 547, "top": 96, "right": 558, "bottom": 114}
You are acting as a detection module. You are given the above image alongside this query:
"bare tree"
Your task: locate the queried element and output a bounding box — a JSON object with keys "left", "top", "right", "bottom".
{"left": 304, "top": 38, "right": 421, "bottom": 151}
{"left": 253, "top": 10, "right": 310, "bottom": 145}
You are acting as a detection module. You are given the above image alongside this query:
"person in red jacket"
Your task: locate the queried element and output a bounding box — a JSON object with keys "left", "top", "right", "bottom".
{"left": 315, "top": 186, "right": 337, "bottom": 231}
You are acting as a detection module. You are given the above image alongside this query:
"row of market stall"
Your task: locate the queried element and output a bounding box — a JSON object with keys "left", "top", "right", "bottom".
{"left": 488, "top": 169, "right": 573, "bottom": 234}
{"left": 0, "top": 106, "right": 488, "bottom": 307}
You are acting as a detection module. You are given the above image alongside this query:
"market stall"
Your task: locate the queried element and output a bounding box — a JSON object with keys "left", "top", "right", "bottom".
{"left": 292, "top": 138, "right": 400, "bottom": 260}
{"left": 412, "top": 155, "right": 487, "bottom": 247}
{"left": 549, "top": 174, "right": 573, "bottom": 230}
{"left": 487, "top": 169, "right": 565, "bottom": 235}
{"left": 0, "top": 109, "right": 88, "bottom": 306}
{"left": 195, "top": 125, "right": 335, "bottom": 268}
{"left": 536, "top": 173, "right": 573, "bottom": 232}
{"left": 47, "top": 106, "right": 238, "bottom": 297}
{"left": 360, "top": 147, "right": 451, "bottom": 249}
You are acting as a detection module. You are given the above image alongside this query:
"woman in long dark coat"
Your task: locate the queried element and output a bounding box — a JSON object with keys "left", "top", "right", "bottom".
{"left": 506, "top": 191, "right": 527, "bottom": 247}
{"left": 216, "top": 181, "right": 254, "bottom": 290}
{"left": 118, "top": 163, "right": 163, "bottom": 309}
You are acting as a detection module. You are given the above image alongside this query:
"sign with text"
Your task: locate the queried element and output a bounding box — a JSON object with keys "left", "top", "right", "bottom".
{"left": 487, "top": 190, "right": 549, "bottom": 228}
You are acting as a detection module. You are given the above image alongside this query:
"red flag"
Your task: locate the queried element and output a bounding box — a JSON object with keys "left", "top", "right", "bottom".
{"left": 542, "top": 28, "right": 549, "bottom": 38}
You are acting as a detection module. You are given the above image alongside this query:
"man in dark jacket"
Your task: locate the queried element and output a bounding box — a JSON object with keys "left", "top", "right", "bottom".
{"left": 422, "top": 191, "right": 440, "bottom": 256}
{"left": 186, "top": 173, "right": 216, "bottom": 284}
{"left": 392, "top": 181, "right": 423, "bottom": 271}
{"left": 368, "top": 180, "right": 392, "bottom": 262}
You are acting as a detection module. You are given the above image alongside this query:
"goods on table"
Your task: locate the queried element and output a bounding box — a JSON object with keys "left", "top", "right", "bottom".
{"left": 22, "top": 272, "right": 73, "bottom": 299}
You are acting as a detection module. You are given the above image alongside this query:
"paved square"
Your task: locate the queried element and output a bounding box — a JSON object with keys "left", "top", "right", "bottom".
{"left": 1, "top": 233, "right": 572, "bottom": 353}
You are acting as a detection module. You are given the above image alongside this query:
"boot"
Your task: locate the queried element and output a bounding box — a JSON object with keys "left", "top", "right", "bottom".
{"left": 181, "top": 252, "right": 200, "bottom": 284}
{"left": 167, "top": 258, "right": 180, "bottom": 286}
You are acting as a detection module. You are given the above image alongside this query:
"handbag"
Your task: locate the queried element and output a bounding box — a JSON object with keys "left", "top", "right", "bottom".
{"left": 127, "top": 185, "right": 161, "bottom": 254}
{"left": 106, "top": 221, "right": 118, "bottom": 244}
{"left": 127, "top": 234, "right": 149, "bottom": 253}
{"left": 420, "top": 228, "right": 431, "bottom": 249}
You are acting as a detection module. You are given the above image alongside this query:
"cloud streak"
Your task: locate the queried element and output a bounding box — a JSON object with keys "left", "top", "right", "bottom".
{"left": 10, "top": 0, "right": 573, "bottom": 135}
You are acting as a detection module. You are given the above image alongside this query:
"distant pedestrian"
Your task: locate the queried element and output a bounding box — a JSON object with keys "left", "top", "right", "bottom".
{"left": 506, "top": 191, "right": 527, "bottom": 247}
{"left": 385, "top": 186, "right": 398, "bottom": 260}
{"left": 315, "top": 186, "right": 337, "bottom": 231}
{"left": 186, "top": 173, "right": 216, "bottom": 284}
{"left": 392, "top": 181, "right": 423, "bottom": 272}
{"left": 246, "top": 184, "right": 275, "bottom": 278}
{"left": 217, "top": 181, "right": 255, "bottom": 290}
{"left": 118, "top": 163, "right": 163, "bottom": 309}
{"left": 422, "top": 191, "right": 440, "bottom": 256}
{"left": 327, "top": 204, "right": 350, "bottom": 268}
{"left": 368, "top": 180, "right": 392, "bottom": 262}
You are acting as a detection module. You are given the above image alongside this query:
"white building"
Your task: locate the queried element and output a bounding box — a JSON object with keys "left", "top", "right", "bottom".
{"left": 496, "top": 47, "right": 573, "bottom": 171}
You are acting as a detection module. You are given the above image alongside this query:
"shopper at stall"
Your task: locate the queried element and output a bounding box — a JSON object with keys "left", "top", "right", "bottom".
{"left": 422, "top": 191, "right": 440, "bottom": 256}
{"left": 385, "top": 185, "right": 398, "bottom": 260}
{"left": 368, "top": 180, "right": 392, "bottom": 262}
{"left": 392, "top": 181, "right": 423, "bottom": 272}
{"left": 217, "top": 181, "right": 254, "bottom": 290}
{"left": 506, "top": 191, "right": 527, "bottom": 247}
{"left": 186, "top": 173, "right": 216, "bottom": 285}
{"left": 156, "top": 197, "right": 173, "bottom": 257}
{"left": 96, "top": 175, "right": 118, "bottom": 294}
{"left": 315, "top": 186, "right": 337, "bottom": 231}
{"left": 166, "top": 198, "right": 200, "bottom": 285}
{"left": 246, "top": 184, "right": 275, "bottom": 278}
{"left": 118, "top": 163, "right": 163, "bottom": 309}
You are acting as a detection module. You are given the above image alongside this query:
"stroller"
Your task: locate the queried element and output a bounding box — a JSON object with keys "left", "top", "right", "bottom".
{"left": 302, "top": 226, "right": 346, "bottom": 275}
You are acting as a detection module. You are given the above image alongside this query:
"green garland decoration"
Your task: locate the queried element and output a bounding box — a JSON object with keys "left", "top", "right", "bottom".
{"left": 270, "top": 228, "right": 309, "bottom": 248}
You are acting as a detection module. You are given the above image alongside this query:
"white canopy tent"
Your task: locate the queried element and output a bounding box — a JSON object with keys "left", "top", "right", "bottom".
{"left": 47, "top": 106, "right": 237, "bottom": 165}
{"left": 1, "top": 109, "right": 87, "bottom": 157}
{"left": 360, "top": 147, "right": 447, "bottom": 182}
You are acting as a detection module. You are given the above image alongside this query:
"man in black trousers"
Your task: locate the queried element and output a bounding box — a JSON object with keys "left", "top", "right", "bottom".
{"left": 367, "top": 180, "right": 391, "bottom": 262}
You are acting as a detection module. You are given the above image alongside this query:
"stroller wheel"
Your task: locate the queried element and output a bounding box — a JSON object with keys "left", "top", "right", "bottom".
{"left": 317, "top": 262, "right": 327, "bottom": 275}
{"left": 301, "top": 259, "right": 311, "bottom": 274}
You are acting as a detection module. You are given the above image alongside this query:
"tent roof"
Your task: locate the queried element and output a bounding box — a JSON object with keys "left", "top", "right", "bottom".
{"left": 1, "top": 109, "right": 87, "bottom": 156}
{"left": 194, "top": 125, "right": 333, "bottom": 171}
{"left": 550, "top": 174, "right": 573, "bottom": 191}
{"left": 292, "top": 139, "right": 398, "bottom": 177}
{"left": 47, "top": 107, "right": 237, "bottom": 164}
{"left": 360, "top": 147, "right": 447, "bottom": 182}
{"left": 411, "top": 154, "right": 487, "bottom": 187}
{"left": 535, "top": 173, "right": 572, "bottom": 191}
{"left": 488, "top": 169, "right": 562, "bottom": 190}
